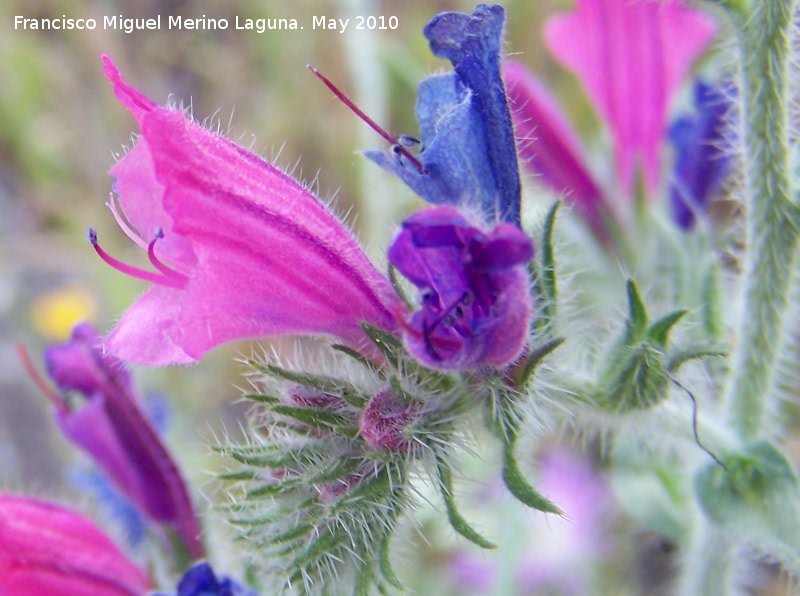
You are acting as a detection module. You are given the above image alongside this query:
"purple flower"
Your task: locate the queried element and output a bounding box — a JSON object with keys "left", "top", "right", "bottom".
{"left": 154, "top": 562, "right": 258, "bottom": 596}
{"left": 366, "top": 4, "right": 522, "bottom": 224}
{"left": 43, "top": 322, "right": 203, "bottom": 558}
{"left": 668, "top": 80, "right": 734, "bottom": 229}
{"left": 96, "top": 56, "right": 398, "bottom": 366}
{"left": 388, "top": 206, "right": 533, "bottom": 370}
{"left": 0, "top": 494, "right": 152, "bottom": 595}
{"left": 543, "top": 0, "right": 716, "bottom": 196}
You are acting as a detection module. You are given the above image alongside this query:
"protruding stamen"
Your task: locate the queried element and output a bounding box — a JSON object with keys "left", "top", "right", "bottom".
{"left": 308, "top": 65, "right": 427, "bottom": 174}
{"left": 146, "top": 228, "right": 188, "bottom": 287}
{"left": 106, "top": 194, "right": 148, "bottom": 250}
{"left": 15, "top": 343, "right": 66, "bottom": 411}
{"left": 88, "top": 227, "right": 188, "bottom": 289}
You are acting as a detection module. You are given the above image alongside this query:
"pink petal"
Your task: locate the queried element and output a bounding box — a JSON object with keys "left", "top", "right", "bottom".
{"left": 544, "top": 0, "right": 716, "bottom": 195}
{"left": 0, "top": 495, "right": 152, "bottom": 595}
{"left": 103, "top": 59, "right": 397, "bottom": 365}
{"left": 503, "top": 60, "right": 611, "bottom": 241}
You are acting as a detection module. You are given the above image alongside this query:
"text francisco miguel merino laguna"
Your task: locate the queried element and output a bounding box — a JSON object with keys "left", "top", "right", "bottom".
{"left": 14, "top": 14, "right": 399, "bottom": 33}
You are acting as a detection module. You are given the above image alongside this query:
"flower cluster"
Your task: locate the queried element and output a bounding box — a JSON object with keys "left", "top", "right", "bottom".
{"left": 16, "top": 0, "right": 800, "bottom": 593}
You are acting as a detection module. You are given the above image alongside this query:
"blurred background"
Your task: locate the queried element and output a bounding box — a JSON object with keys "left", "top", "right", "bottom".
{"left": 3, "top": 1, "right": 787, "bottom": 594}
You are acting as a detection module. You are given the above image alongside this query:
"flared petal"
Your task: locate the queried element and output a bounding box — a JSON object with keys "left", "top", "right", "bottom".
{"left": 544, "top": 0, "right": 716, "bottom": 196}
{"left": 101, "top": 57, "right": 397, "bottom": 365}
{"left": 0, "top": 495, "right": 152, "bottom": 596}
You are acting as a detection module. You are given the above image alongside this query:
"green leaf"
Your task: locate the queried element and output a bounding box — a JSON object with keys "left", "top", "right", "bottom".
{"left": 436, "top": 458, "right": 496, "bottom": 549}
{"left": 695, "top": 441, "right": 800, "bottom": 575}
{"left": 647, "top": 309, "right": 688, "bottom": 347}
{"left": 626, "top": 279, "right": 649, "bottom": 342}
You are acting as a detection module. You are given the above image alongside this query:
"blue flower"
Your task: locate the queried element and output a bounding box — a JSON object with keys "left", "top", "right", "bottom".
{"left": 366, "top": 4, "right": 522, "bottom": 224}
{"left": 668, "top": 80, "right": 734, "bottom": 229}
{"left": 155, "top": 562, "right": 258, "bottom": 596}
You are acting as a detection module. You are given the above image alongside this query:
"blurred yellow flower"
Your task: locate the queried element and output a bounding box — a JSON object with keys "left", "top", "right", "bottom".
{"left": 30, "top": 286, "right": 97, "bottom": 340}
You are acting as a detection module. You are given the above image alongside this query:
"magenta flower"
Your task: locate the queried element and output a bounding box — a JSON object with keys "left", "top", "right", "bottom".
{"left": 503, "top": 60, "right": 611, "bottom": 240}
{"left": 542, "top": 0, "right": 716, "bottom": 196}
{"left": 0, "top": 494, "right": 152, "bottom": 595}
{"left": 43, "top": 322, "right": 203, "bottom": 558}
{"left": 96, "top": 56, "right": 398, "bottom": 366}
{"left": 387, "top": 206, "right": 533, "bottom": 370}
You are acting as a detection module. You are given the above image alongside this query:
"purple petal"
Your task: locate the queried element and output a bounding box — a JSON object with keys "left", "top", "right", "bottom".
{"left": 668, "top": 80, "right": 734, "bottom": 229}
{"left": 388, "top": 206, "right": 533, "bottom": 370}
{"left": 365, "top": 5, "right": 521, "bottom": 224}
{"left": 101, "top": 56, "right": 398, "bottom": 365}
{"left": 544, "top": 0, "right": 716, "bottom": 196}
{"left": 44, "top": 323, "right": 203, "bottom": 558}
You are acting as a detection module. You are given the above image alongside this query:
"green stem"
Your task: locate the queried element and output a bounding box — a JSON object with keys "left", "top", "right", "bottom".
{"left": 678, "top": 524, "right": 735, "bottom": 596}
{"left": 723, "top": 0, "right": 799, "bottom": 440}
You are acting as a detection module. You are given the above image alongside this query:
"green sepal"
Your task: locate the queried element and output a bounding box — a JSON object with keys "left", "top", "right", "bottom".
{"left": 596, "top": 343, "right": 669, "bottom": 413}
{"left": 250, "top": 360, "right": 367, "bottom": 408}
{"left": 515, "top": 337, "right": 565, "bottom": 388}
{"left": 538, "top": 201, "right": 560, "bottom": 328}
{"left": 436, "top": 457, "right": 496, "bottom": 549}
{"left": 667, "top": 347, "right": 727, "bottom": 373}
{"left": 331, "top": 343, "right": 381, "bottom": 375}
{"left": 501, "top": 434, "right": 562, "bottom": 515}
{"left": 389, "top": 264, "right": 415, "bottom": 311}
{"left": 242, "top": 392, "right": 281, "bottom": 404}
{"left": 361, "top": 322, "right": 405, "bottom": 369}
{"left": 647, "top": 309, "right": 688, "bottom": 347}
{"left": 695, "top": 441, "right": 800, "bottom": 574}
{"left": 378, "top": 525, "right": 403, "bottom": 590}
{"left": 626, "top": 279, "right": 649, "bottom": 342}
{"left": 270, "top": 404, "right": 358, "bottom": 438}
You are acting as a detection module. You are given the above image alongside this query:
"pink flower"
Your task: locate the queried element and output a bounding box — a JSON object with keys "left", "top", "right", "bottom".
{"left": 95, "top": 56, "right": 398, "bottom": 366}
{"left": 503, "top": 60, "right": 611, "bottom": 241}
{"left": 543, "top": 0, "right": 716, "bottom": 196}
{"left": 0, "top": 494, "right": 152, "bottom": 595}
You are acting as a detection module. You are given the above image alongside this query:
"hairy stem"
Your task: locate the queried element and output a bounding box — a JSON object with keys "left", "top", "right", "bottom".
{"left": 678, "top": 523, "right": 735, "bottom": 596}
{"left": 723, "top": 0, "right": 799, "bottom": 440}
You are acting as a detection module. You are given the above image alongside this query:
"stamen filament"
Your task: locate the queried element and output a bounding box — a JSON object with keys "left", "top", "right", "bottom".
{"left": 106, "top": 194, "right": 148, "bottom": 250}
{"left": 147, "top": 227, "right": 190, "bottom": 285}
{"left": 88, "top": 227, "right": 187, "bottom": 289}
{"left": 15, "top": 343, "right": 66, "bottom": 411}
{"left": 308, "top": 65, "right": 427, "bottom": 174}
